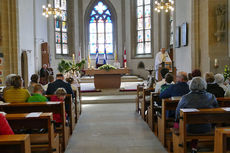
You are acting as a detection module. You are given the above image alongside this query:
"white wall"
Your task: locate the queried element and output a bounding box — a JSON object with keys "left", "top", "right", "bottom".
{"left": 174, "top": 0, "right": 193, "bottom": 73}
{"left": 17, "top": 0, "right": 48, "bottom": 78}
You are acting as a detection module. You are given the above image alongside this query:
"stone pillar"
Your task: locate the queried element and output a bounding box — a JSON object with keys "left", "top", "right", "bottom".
{"left": 160, "top": 12, "right": 170, "bottom": 49}
{"left": 0, "top": 0, "right": 18, "bottom": 79}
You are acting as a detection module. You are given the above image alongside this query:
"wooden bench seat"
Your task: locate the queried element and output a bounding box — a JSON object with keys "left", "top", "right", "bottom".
{"left": 45, "top": 94, "right": 75, "bottom": 134}
{"left": 141, "top": 87, "right": 155, "bottom": 120}
{"left": 214, "top": 127, "right": 230, "bottom": 153}
{"left": 6, "top": 113, "right": 59, "bottom": 153}
{"left": 157, "top": 98, "right": 179, "bottom": 152}
{"left": 0, "top": 134, "right": 31, "bottom": 153}
{"left": 0, "top": 102, "right": 68, "bottom": 151}
{"left": 173, "top": 108, "right": 230, "bottom": 153}
{"left": 136, "top": 84, "right": 144, "bottom": 113}
{"left": 147, "top": 92, "right": 160, "bottom": 135}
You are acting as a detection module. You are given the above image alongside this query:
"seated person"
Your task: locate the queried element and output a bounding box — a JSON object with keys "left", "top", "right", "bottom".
{"left": 187, "top": 69, "right": 201, "bottom": 85}
{"left": 4, "top": 75, "right": 30, "bottom": 103}
{"left": 50, "top": 88, "right": 67, "bottom": 124}
{"left": 215, "top": 73, "right": 227, "bottom": 91}
{"left": 46, "top": 73, "right": 74, "bottom": 98}
{"left": 155, "top": 68, "right": 169, "bottom": 93}
{"left": 160, "top": 71, "right": 190, "bottom": 99}
{"left": 205, "top": 72, "right": 225, "bottom": 97}
{"left": 66, "top": 77, "right": 77, "bottom": 91}
{"left": 27, "top": 74, "right": 39, "bottom": 94}
{"left": 175, "top": 77, "right": 218, "bottom": 153}
{"left": 27, "top": 84, "right": 48, "bottom": 102}
{"left": 0, "top": 113, "right": 14, "bottom": 135}
{"left": 160, "top": 73, "right": 174, "bottom": 93}
{"left": 43, "top": 75, "right": 54, "bottom": 91}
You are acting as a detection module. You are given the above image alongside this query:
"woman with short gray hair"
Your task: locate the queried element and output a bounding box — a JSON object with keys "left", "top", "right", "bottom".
{"left": 175, "top": 77, "right": 218, "bottom": 153}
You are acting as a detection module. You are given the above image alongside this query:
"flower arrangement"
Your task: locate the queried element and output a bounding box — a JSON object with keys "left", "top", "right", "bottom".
{"left": 58, "top": 59, "right": 86, "bottom": 74}
{"left": 98, "top": 64, "right": 117, "bottom": 71}
{"left": 223, "top": 65, "right": 230, "bottom": 81}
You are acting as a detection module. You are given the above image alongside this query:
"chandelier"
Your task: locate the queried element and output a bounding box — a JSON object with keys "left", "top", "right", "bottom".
{"left": 42, "top": 4, "right": 62, "bottom": 18}
{"left": 154, "top": 0, "right": 174, "bottom": 13}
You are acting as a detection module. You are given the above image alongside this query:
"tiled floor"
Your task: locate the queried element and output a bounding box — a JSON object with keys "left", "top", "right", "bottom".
{"left": 65, "top": 103, "right": 167, "bottom": 153}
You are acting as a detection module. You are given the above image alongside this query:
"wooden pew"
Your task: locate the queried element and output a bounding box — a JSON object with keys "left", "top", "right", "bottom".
{"left": 141, "top": 87, "right": 155, "bottom": 120}
{"left": 136, "top": 84, "right": 144, "bottom": 113}
{"left": 45, "top": 94, "right": 75, "bottom": 134}
{"left": 217, "top": 97, "right": 230, "bottom": 107}
{"left": 147, "top": 92, "right": 160, "bottom": 136}
{"left": 6, "top": 113, "right": 59, "bottom": 153}
{"left": 173, "top": 108, "right": 230, "bottom": 153}
{"left": 158, "top": 98, "right": 179, "bottom": 152}
{"left": 0, "top": 102, "right": 68, "bottom": 151}
{"left": 0, "top": 134, "right": 31, "bottom": 153}
{"left": 214, "top": 127, "right": 230, "bottom": 153}
{"left": 78, "top": 86, "right": 82, "bottom": 115}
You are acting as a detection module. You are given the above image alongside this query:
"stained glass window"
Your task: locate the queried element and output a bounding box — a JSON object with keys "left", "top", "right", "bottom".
{"left": 89, "top": 1, "right": 113, "bottom": 54}
{"left": 136, "top": 0, "right": 152, "bottom": 55}
{"left": 54, "top": 0, "right": 68, "bottom": 55}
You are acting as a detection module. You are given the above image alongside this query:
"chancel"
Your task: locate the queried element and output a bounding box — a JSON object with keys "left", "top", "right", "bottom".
{"left": 1, "top": 0, "right": 230, "bottom": 153}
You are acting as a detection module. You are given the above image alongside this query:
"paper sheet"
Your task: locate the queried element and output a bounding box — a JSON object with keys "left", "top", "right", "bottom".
{"left": 222, "top": 107, "right": 230, "bottom": 112}
{"left": 181, "top": 108, "right": 199, "bottom": 112}
{"left": 26, "top": 112, "right": 42, "bottom": 118}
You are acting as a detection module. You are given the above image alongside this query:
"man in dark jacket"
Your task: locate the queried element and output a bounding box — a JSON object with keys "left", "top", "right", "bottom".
{"left": 46, "top": 73, "right": 74, "bottom": 97}
{"left": 160, "top": 71, "right": 190, "bottom": 99}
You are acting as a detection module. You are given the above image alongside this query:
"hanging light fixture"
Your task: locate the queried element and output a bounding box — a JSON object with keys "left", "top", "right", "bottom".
{"left": 154, "top": 0, "right": 174, "bottom": 13}
{"left": 42, "top": 4, "right": 62, "bottom": 18}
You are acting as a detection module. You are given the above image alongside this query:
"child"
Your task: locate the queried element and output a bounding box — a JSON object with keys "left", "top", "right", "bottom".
{"left": 0, "top": 113, "right": 14, "bottom": 135}
{"left": 50, "top": 88, "right": 67, "bottom": 124}
{"left": 27, "top": 84, "right": 48, "bottom": 102}
{"left": 160, "top": 73, "right": 174, "bottom": 93}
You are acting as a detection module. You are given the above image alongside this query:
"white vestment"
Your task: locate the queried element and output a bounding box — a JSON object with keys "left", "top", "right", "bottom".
{"left": 155, "top": 52, "right": 171, "bottom": 80}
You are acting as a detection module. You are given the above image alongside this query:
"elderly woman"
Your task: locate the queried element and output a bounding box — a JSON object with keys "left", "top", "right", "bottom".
{"left": 215, "top": 73, "right": 227, "bottom": 91}
{"left": 205, "top": 72, "right": 225, "bottom": 97}
{"left": 175, "top": 77, "right": 218, "bottom": 153}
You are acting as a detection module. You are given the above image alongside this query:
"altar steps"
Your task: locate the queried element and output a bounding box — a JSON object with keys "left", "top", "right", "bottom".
{"left": 82, "top": 95, "right": 136, "bottom": 104}
{"left": 80, "top": 75, "right": 143, "bottom": 83}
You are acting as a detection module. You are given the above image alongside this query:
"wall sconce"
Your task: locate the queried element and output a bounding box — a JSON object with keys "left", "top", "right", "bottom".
{"left": 214, "top": 58, "right": 219, "bottom": 68}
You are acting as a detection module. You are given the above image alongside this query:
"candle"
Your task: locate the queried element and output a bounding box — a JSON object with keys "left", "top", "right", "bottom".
{"left": 72, "top": 53, "right": 75, "bottom": 64}
{"left": 214, "top": 58, "right": 218, "bottom": 68}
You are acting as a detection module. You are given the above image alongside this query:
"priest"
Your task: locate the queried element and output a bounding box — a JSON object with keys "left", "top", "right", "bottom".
{"left": 155, "top": 48, "right": 172, "bottom": 80}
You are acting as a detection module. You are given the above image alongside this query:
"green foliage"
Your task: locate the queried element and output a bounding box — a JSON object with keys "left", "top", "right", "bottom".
{"left": 98, "top": 64, "right": 117, "bottom": 71}
{"left": 223, "top": 65, "right": 230, "bottom": 81}
{"left": 58, "top": 59, "right": 86, "bottom": 73}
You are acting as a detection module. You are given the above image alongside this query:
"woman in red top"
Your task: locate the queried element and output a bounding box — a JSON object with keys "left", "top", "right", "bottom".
{"left": 0, "top": 113, "right": 14, "bottom": 135}
{"left": 50, "top": 88, "right": 67, "bottom": 124}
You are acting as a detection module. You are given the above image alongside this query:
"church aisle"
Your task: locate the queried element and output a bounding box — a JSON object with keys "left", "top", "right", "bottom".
{"left": 65, "top": 103, "right": 167, "bottom": 153}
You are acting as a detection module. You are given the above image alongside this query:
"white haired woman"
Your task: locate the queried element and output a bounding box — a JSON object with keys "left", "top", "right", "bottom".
{"left": 175, "top": 77, "right": 218, "bottom": 153}
{"left": 215, "top": 73, "right": 227, "bottom": 91}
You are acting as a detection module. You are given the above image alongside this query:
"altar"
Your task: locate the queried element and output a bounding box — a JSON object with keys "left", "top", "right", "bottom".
{"left": 84, "top": 69, "right": 130, "bottom": 89}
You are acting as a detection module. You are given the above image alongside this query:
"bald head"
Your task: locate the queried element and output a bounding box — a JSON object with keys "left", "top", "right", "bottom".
{"left": 176, "top": 71, "right": 188, "bottom": 83}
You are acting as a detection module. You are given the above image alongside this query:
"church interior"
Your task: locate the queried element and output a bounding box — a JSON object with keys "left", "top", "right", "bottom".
{"left": 1, "top": 0, "right": 230, "bottom": 153}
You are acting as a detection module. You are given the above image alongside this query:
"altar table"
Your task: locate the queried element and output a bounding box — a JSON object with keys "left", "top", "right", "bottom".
{"left": 84, "top": 69, "right": 130, "bottom": 89}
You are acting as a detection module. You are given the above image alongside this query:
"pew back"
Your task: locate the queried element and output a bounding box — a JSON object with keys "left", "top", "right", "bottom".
{"left": 0, "top": 134, "right": 31, "bottom": 153}
{"left": 214, "top": 127, "right": 230, "bottom": 153}
{"left": 6, "top": 113, "right": 58, "bottom": 153}
{"left": 178, "top": 108, "right": 230, "bottom": 153}
{"left": 0, "top": 102, "right": 68, "bottom": 150}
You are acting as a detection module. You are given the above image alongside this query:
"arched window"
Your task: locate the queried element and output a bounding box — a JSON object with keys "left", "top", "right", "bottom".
{"left": 136, "top": 0, "right": 152, "bottom": 55}
{"left": 88, "top": 1, "right": 113, "bottom": 55}
{"left": 54, "top": 0, "right": 68, "bottom": 55}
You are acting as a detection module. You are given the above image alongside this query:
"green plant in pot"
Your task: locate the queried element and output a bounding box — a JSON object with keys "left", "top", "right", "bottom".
{"left": 224, "top": 65, "right": 230, "bottom": 81}
{"left": 98, "top": 64, "right": 117, "bottom": 71}
{"left": 58, "top": 59, "right": 86, "bottom": 74}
